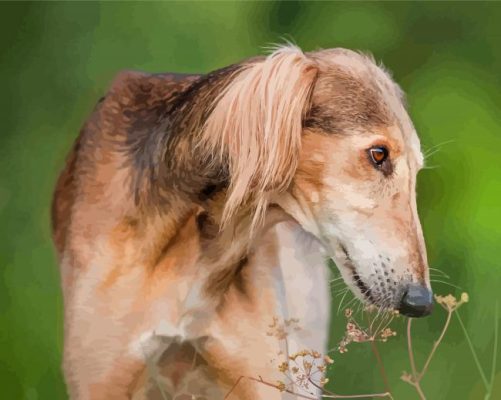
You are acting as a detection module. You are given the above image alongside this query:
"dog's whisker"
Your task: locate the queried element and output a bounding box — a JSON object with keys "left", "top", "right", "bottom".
{"left": 373, "top": 307, "right": 392, "bottom": 335}
{"left": 430, "top": 272, "right": 448, "bottom": 277}
{"left": 429, "top": 267, "right": 450, "bottom": 279}
{"left": 423, "top": 139, "right": 456, "bottom": 158}
{"left": 331, "top": 286, "right": 349, "bottom": 295}
{"left": 423, "top": 148, "right": 442, "bottom": 160}
{"left": 343, "top": 294, "right": 361, "bottom": 312}
{"left": 330, "top": 278, "right": 346, "bottom": 285}
{"left": 333, "top": 288, "right": 349, "bottom": 298}
{"left": 430, "top": 273, "right": 451, "bottom": 282}
{"left": 356, "top": 300, "right": 365, "bottom": 315}
{"left": 334, "top": 287, "right": 349, "bottom": 295}
{"left": 345, "top": 282, "right": 375, "bottom": 312}
{"left": 377, "top": 312, "right": 395, "bottom": 336}
{"left": 337, "top": 289, "right": 352, "bottom": 314}
{"left": 430, "top": 279, "right": 462, "bottom": 290}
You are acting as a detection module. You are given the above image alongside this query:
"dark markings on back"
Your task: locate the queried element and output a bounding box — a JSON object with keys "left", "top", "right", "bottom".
{"left": 110, "top": 66, "right": 243, "bottom": 209}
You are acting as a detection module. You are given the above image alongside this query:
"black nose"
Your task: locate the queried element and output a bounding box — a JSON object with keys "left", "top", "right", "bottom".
{"left": 398, "top": 284, "right": 433, "bottom": 318}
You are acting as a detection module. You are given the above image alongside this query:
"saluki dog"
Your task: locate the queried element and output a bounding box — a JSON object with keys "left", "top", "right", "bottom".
{"left": 52, "top": 45, "right": 433, "bottom": 400}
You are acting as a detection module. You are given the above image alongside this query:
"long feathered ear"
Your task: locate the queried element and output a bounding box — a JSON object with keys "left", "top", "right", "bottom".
{"left": 202, "top": 45, "right": 318, "bottom": 229}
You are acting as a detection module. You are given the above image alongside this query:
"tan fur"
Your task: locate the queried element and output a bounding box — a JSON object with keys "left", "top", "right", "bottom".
{"left": 202, "top": 46, "right": 318, "bottom": 230}
{"left": 52, "top": 45, "right": 429, "bottom": 399}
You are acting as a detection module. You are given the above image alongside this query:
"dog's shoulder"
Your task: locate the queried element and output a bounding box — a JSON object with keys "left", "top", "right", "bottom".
{"left": 51, "top": 71, "right": 200, "bottom": 255}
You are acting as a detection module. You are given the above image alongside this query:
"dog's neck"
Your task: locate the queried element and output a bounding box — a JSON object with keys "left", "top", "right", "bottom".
{"left": 118, "top": 64, "right": 292, "bottom": 301}
{"left": 192, "top": 190, "right": 290, "bottom": 299}
{"left": 128, "top": 64, "right": 244, "bottom": 213}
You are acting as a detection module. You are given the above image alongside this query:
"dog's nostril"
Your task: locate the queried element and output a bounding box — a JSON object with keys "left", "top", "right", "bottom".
{"left": 398, "top": 284, "right": 433, "bottom": 318}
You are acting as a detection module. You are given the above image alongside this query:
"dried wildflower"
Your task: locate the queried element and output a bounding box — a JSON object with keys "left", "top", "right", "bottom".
{"left": 276, "top": 381, "right": 286, "bottom": 392}
{"left": 400, "top": 371, "right": 413, "bottom": 384}
{"left": 269, "top": 317, "right": 279, "bottom": 328}
{"left": 295, "top": 373, "right": 309, "bottom": 388}
{"left": 380, "top": 327, "right": 397, "bottom": 341}
{"left": 284, "top": 318, "right": 300, "bottom": 327}
{"left": 337, "top": 304, "right": 398, "bottom": 353}
{"left": 364, "top": 304, "right": 378, "bottom": 313}
{"left": 435, "top": 292, "right": 469, "bottom": 311}
{"left": 276, "top": 329, "right": 288, "bottom": 340}
{"left": 303, "top": 360, "right": 313, "bottom": 373}
{"left": 461, "top": 292, "right": 469, "bottom": 303}
{"left": 279, "top": 348, "right": 333, "bottom": 392}
{"left": 319, "top": 377, "right": 329, "bottom": 386}
{"left": 324, "top": 355, "right": 334, "bottom": 364}
{"left": 268, "top": 317, "right": 334, "bottom": 394}
{"left": 278, "top": 361, "right": 289, "bottom": 373}
{"left": 267, "top": 316, "right": 301, "bottom": 340}
{"left": 435, "top": 294, "right": 457, "bottom": 310}
{"left": 346, "top": 324, "right": 370, "bottom": 343}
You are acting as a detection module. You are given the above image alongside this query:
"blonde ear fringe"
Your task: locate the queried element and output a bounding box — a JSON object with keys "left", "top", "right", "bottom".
{"left": 202, "top": 45, "right": 318, "bottom": 231}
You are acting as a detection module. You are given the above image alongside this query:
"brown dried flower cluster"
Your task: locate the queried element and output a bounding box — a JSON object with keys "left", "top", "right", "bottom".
{"left": 338, "top": 307, "right": 398, "bottom": 353}
{"left": 227, "top": 291, "right": 476, "bottom": 400}
{"left": 266, "top": 316, "right": 301, "bottom": 340}
{"left": 266, "top": 317, "right": 333, "bottom": 396}
{"left": 435, "top": 292, "right": 469, "bottom": 312}
{"left": 276, "top": 348, "right": 333, "bottom": 393}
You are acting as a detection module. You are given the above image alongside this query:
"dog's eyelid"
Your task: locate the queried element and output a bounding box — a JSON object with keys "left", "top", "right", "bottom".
{"left": 368, "top": 146, "right": 389, "bottom": 167}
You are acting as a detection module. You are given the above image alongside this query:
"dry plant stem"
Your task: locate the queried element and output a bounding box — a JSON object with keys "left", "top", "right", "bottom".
{"left": 308, "top": 378, "right": 393, "bottom": 399}
{"left": 405, "top": 309, "right": 454, "bottom": 400}
{"left": 455, "top": 310, "right": 490, "bottom": 394}
{"left": 224, "top": 375, "right": 317, "bottom": 400}
{"left": 407, "top": 318, "right": 418, "bottom": 379}
{"left": 489, "top": 302, "right": 499, "bottom": 400}
{"left": 455, "top": 301, "right": 499, "bottom": 400}
{"left": 407, "top": 379, "right": 426, "bottom": 400}
{"left": 418, "top": 309, "right": 453, "bottom": 380}
{"left": 364, "top": 310, "right": 390, "bottom": 390}
{"left": 371, "top": 340, "right": 392, "bottom": 394}
{"left": 321, "top": 393, "right": 393, "bottom": 399}
{"left": 406, "top": 319, "right": 426, "bottom": 399}
{"left": 224, "top": 374, "right": 394, "bottom": 400}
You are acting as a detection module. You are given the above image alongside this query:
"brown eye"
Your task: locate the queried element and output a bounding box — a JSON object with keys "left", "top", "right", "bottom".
{"left": 369, "top": 146, "right": 389, "bottom": 166}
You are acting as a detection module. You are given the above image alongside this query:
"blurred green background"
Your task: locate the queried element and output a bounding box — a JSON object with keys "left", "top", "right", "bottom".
{"left": 0, "top": 1, "right": 500, "bottom": 399}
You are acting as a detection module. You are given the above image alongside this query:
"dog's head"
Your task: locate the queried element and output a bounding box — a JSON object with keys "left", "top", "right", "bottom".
{"left": 203, "top": 46, "right": 432, "bottom": 317}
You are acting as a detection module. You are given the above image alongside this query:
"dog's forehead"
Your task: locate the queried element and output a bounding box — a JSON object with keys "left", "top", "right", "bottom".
{"left": 309, "top": 48, "right": 423, "bottom": 167}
